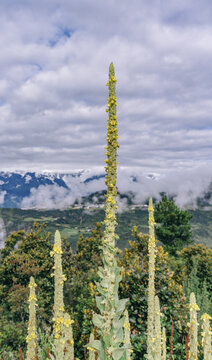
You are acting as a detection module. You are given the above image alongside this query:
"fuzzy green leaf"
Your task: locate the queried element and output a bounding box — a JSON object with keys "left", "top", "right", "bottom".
{"left": 96, "top": 296, "right": 105, "bottom": 312}
{"left": 93, "top": 313, "right": 104, "bottom": 328}
{"left": 96, "top": 283, "right": 107, "bottom": 296}
{"left": 116, "top": 299, "right": 128, "bottom": 315}
{"left": 112, "top": 347, "right": 126, "bottom": 360}
{"left": 103, "top": 333, "right": 111, "bottom": 347}
{"left": 86, "top": 339, "right": 102, "bottom": 352}
{"left": 112, "top": 326, "right": 124, "bottom": 343}
{"left": 113, "top": 315, "right": 125, "bottom": 329}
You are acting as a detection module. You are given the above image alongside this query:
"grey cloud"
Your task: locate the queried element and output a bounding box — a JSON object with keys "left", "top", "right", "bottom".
{"left": 0, "top": 0, "right": 211, "bottom": 178}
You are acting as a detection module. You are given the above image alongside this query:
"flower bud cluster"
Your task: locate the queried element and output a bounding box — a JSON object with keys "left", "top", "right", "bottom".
{"left": 104, "top": 64, "right": 119, "bottom": 250}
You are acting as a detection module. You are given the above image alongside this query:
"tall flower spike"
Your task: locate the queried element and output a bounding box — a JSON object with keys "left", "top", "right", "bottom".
{"left": 88, "top": 333, "right": 96, "bottom": 360}
{"left": 26, "top": 276, "right": 37, "bottom": 360}
{"left": 123, "top": 309, "right": 132, "bottom": 360}
{"left": 64, "top": 312, "right": 74, "bottom": 360}
{"left": 154, "top": 295, "right": 162, "bottom": 360}
{"left": 189, "top": 292, "right": 199, "bottom": 360}
{"left": 88, "top": 63, "right": 130, "bottom": 360}
{"left": 51, "top": 230, "right": 66, "bottom": 359}
{"left": 162, "top": 327, "right": 166, "bottom": 360}
{"left": 201, "top": 313, "right": 212, "bottom": 360}
{"left": 147, "top": 197, "right": 156, "bottom": 360}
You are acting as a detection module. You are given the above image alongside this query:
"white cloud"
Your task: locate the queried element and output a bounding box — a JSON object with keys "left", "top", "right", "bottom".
{"left": 0, "top": 191, "right": 6, "bottom": 205}
{"left": 20, "top": 165, "right": 212, "bottom": 209}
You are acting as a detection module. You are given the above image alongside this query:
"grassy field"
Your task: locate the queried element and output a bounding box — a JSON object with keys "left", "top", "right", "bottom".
{"left": 0, "top": 207, "right": 211, "bottom": 250}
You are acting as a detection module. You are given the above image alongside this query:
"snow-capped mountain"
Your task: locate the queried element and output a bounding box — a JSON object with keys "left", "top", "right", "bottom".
{"left": 0, "top": 171, "right": 105, "bottom": 208}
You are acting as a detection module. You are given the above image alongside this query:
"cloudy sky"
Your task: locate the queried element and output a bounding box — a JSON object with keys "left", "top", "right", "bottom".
{"left": 0, "top": 0, "right": 212, "bottom": 179}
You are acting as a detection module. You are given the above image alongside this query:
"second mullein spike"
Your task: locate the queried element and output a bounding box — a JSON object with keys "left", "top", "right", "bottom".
{"left": 147, "top": 197, "right": 156, "bottom": 360}
{"left": 189, "top": 292, "right": 200, "bottom": 360}
{"left": 201, "top": 313, "right": 212, "bottom": 360}
{"left": 51, "top": 230, "right": 66, "bottom": 359}
{"left": 154, "top": 295, "right": 162, "bottom": 360}
{"left": 26, "top": 276, "right": 37, "bottom": 360}
{"left": 64, "top": 313, "right": 74, "bottom": 360}
{"left": 88, "top": 333, "right": 96, "bottom": 360}
{"left": 123, "top": 309, "right": 132, "bottom": 360}
{"left": 162, "top": 327, "right": 166, "bottom": 360}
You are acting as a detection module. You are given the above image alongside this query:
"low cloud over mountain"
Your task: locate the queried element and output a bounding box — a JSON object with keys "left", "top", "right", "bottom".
{"left": 0, "top": 166, "right": 211, "bottom": 210}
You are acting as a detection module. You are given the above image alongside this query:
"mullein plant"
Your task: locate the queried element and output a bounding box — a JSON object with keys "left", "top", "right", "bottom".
{"left": 26, "top": 276, "right": 37, "bottom": 360}
{"left": 123, "top": 309, "right": 131, "bottom": 360}
{"left": 154, "top": 295, "right": 162, "bottom": 360}
{"left": 64, "top": 313, "right": 74, "bottom": 360}
{"left": 147, "top": 197, "right": 156, "bottom": 360}
{"left": 201, "top": 313, "right": 212, "bottom": 360}
{"left": 88, "top": 333, "right": 96, "bottom": 360}
{"left": 50, "top": 230, "right": 74, "bottom": 359}
{"left": 162, "top": 327, "right": 166, "bottom": 360}
{"left": 87, "top": 63, "right": 131, "bottom": 360}
{"left": 188, "top": 292, "right": 200, "bottom": 360}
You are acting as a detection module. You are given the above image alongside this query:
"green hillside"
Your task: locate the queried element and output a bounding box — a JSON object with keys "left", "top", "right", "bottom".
{"left": 0, "top": 206, "right": 211, "bottom": 250}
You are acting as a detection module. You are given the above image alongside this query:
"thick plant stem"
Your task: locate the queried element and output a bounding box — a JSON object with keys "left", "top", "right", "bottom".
{"left": 147, "top": 197, "right": 156, "bottom": 360}
{"left": 89, "top": 63, "right": 130, "bottom": 360}
{"left": 154, "top": 295, "right": 161, "bottom": 360}
{"left": 201, "top": 313, "right": 212, "bottom": 360}
{"left": 189, "top": 292, "right": 199, "bottom": 360}
{"left": 26, "top": 276, "right": 37, "bottom": 360}
{"left": 51, "top": 230, "right": 66, "bottom": 359}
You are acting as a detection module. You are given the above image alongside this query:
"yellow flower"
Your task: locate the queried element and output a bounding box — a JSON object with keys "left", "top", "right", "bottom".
{"left": 53, "top": 244, "right": 62, "bottom": 254}
{"left": 87, "top": 346, "right": 96, "bottom": 352}
{"left": 28, "top": 294, "right": 37, "bottom": 302}
{"left": 201, "top": 313, "right": 212, "bottom": 320}
{"left": 189, "top": 303, "right": 200, "bottom": 311}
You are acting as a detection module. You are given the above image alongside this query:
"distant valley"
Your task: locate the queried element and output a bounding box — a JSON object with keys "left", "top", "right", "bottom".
{"left": 0, "top": 206, "right": 211, "bottom": 251}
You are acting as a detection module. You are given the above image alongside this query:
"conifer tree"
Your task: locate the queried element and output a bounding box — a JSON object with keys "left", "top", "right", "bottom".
{"left": 155, "top": 195, "right": 192, "bottom": 254}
